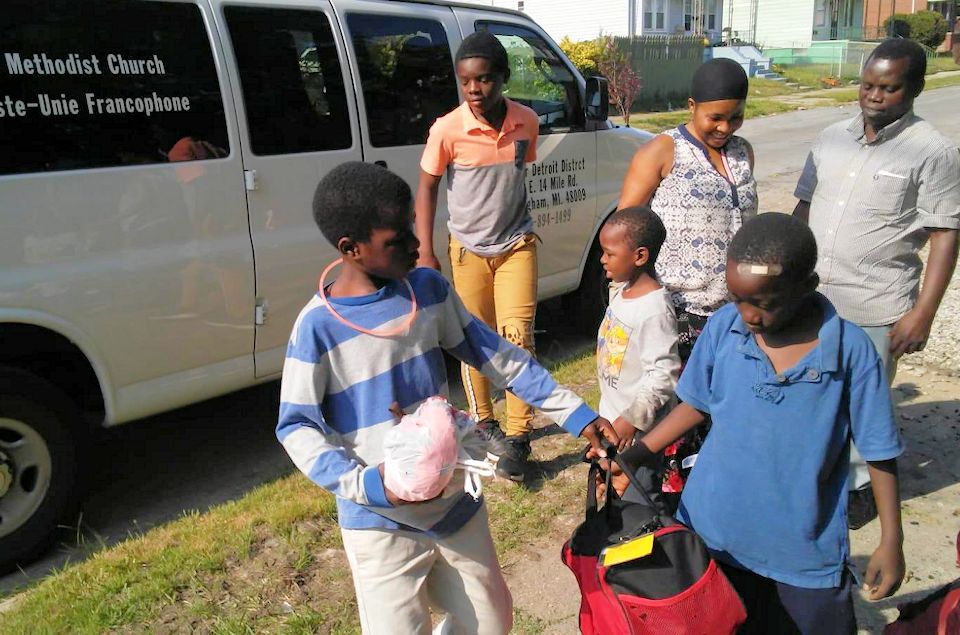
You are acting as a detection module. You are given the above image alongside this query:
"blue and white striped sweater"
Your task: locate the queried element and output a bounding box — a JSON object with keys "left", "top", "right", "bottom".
{"left": 277, "top": 267, "right": 596, "bottom": 535}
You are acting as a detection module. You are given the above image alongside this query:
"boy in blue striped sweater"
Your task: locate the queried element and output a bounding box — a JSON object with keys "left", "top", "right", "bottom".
{"left": 277, "top": 162, "right": 618, "bottom": 634}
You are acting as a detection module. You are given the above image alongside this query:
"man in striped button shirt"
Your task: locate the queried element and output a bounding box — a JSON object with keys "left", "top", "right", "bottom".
{"left": 794, "top": 38, "right": 960, "bottom": 525}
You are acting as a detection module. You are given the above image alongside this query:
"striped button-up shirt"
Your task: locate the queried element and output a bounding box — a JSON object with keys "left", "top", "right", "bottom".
{"left": 795, "top": 111, "right": 960, "bottom": 326}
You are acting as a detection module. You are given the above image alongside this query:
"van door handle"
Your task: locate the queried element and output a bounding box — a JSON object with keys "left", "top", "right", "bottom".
{"left": 374, "top": 160, "right": 387, "bottom": 168}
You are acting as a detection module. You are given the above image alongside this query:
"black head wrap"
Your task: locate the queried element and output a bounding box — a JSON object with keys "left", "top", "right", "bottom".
{"left": 455, "top": 30, "right": 510, "bottom": 79}
{"left": 691, "top": 58, "right": 748, "bottom": 102}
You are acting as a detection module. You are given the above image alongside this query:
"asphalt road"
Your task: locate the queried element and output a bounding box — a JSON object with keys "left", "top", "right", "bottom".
{"left": 2, "top": 84, "right": 958, "bottom": 597}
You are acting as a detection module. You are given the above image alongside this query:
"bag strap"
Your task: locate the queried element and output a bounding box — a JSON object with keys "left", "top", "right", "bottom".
{"left": 584, "top": 439, "right": 661, "bottom": 516}
{"left": 584, "top": 460, "right": 604, "bottom": 513}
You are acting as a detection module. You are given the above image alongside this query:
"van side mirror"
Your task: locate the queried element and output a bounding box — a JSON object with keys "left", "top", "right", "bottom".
{"left": 585, "top": 76, "right": 609, "bottom": 121}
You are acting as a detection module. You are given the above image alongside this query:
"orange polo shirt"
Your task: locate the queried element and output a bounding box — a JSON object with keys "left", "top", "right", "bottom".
{"left": 420, "top": 98, "right": 539, "bottom": 256}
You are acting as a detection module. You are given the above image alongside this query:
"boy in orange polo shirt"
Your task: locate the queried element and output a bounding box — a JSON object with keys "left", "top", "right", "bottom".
{"left": 415, "top": 30, "right": 541, "bottom": 482}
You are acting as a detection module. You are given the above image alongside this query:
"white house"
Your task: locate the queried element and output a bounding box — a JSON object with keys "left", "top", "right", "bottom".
{"left": 725, "top": 0, "right": 867, "bottom": 49}
{"left": 459, "top": 0, "right": 724, "bottom": 43}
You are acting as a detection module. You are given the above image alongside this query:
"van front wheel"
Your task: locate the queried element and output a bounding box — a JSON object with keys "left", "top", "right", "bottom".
{"left": 0, "top": 368, "right": 80, "bottom": 571}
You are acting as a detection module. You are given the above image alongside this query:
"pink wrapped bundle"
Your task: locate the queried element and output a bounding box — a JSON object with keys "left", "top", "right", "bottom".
{"left": 382, "top": 397, "right": 462, "bottom": 502}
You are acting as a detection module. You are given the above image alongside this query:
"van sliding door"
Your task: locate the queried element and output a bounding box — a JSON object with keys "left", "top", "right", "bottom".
{"left": 335, "top": 0, "right": 462, "bottom": 271}
{"left": 217, "top": 1, "right": 363, "bottom": 377}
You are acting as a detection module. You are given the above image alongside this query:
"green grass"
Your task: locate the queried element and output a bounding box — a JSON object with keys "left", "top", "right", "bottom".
{"left": 617, "top": 110, "right": 689, "bottom": 133}
{"left": 745, "top": 98, "right": 797, "bottom": 118}
{"left": 0, "top": 476, "right": 346, "bottom": 634}
{"left": 776, "top": 55, "right": 957, "bottom": 91}
{"left": 619, "top": 96, "right": 798, "bottom": 133}
{"left": 927, "top": 55, "right": 959, "bottom": 75}
{"left": 512, "top": 607, "right": 549, "bottom": 634}
{"left": 925, "top": 72, "right": 960, "bottom": 90}
{"left": 777, "top": 63, "right": 863, "bottom": 88}
{"left": 748, "top": 77, "right": 796, "bottom": 97}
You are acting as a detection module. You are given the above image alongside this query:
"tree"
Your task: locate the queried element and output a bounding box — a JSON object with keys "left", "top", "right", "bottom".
{"left": 883, "top": 11, "right": 948, "bottom": 49}
{"left": 558, "top": 36, "right": 606, "bottom": 76}
{"left": 597, "top": 39, "right": 642, "bottom": 126}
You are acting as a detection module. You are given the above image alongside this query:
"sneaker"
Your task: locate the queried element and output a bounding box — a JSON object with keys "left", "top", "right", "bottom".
{"left": 847, "top": 486, "right": 878, "bottom": 530}
{"left": 474, "top": 419, "right": 509, "bottom": 460}
{"left": 495, "top": 434, "right": 532, "bottom": 482}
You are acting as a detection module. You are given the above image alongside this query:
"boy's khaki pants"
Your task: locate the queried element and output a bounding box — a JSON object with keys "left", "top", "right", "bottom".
{"left": 340, "top": 505, "right": 512, "bottom": 635}
{"left": 449, "top": 234, "right": 538, "bottom": 436}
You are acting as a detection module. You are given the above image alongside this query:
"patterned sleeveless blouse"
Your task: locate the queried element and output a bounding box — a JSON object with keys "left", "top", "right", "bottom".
{"left": 650, "top": 125, "right": 758, "bottom": 317}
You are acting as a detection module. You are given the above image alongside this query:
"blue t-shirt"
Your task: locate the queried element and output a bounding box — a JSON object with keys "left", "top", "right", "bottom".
{"left": 676, "top": 295, "right": 904, "bottom": 589}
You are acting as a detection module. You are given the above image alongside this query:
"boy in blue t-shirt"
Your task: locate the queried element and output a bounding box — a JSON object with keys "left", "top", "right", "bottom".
{"left": 277, "top": 162, "right": 619, "bottom": 634}
{"left": 609, "top": 213, "right": 905, "bottom": 633}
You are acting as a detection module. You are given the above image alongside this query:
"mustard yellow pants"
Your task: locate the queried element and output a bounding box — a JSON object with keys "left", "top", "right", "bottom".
{"left": 449, "top": 234, "right": 538, "bottom": 436}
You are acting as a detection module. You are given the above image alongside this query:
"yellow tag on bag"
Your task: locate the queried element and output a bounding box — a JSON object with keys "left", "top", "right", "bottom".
{"left": 600, "top": 532, "right": 655, "bottom": 567}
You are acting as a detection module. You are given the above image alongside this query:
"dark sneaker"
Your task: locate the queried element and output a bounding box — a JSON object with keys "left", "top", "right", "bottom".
{"left": 475, "top": 419, "right": 509, "bottom": 460}
{"left": 495, "top": 434, "right": 532, "bottom": 482}
{"left": 848, "top": 486, "right": 878, "bottom": 530}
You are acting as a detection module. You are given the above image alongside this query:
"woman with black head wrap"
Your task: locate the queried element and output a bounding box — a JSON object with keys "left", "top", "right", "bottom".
{"left": 618, "top": 57, "right": 758, "bottom": 359}
{"left": 614, "top": 58, "right": 758, "bottom": 512}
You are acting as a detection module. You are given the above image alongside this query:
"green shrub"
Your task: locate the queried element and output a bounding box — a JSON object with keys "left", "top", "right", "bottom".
{"left": 558, "top": 36, "right": 606, "bottom": 76}
{"left": 883, "top": 11, "right": 949, "bottom": 49}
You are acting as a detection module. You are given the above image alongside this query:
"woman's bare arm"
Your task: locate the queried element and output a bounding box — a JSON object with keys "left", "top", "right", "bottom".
{"left": 617, "top": 135, "right": 674, "bottom": 210}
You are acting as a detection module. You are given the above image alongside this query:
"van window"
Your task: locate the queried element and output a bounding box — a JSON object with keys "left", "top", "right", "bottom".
{"left": 346, "top": 14, "right": 458, "bottom": 147}
{"left": 225, "top": 7, "right": 352, "bottom": 155}
{"left": 476, "top": 22, "right": 584, "bottom": 134}
{"left": 0, "top": 1, "right": 229, "bottom": 176}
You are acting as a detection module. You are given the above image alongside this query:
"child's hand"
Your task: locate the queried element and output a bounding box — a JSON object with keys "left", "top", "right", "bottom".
{"left": 863, "top": 541, "right": 905, "bottom": 600}
{"left": 378, "top": 463, "right": 408, "bottom": 506}
{"left": 384, "top": 485, "right": 407, "bottom": 506}
{"left": 593, "top": 459, "right": 631, "bottom": 500}
{"left": 580, "top": 417, "right": 619, "bottom": 458}
{"left": 611, "top": 416, "right": 637, "bottom": 449}
{"left": 381, "top": 474, "right": 408, "bottom": 507}
{"left": 417, "top": 253, "right": 442, "bottom": 271}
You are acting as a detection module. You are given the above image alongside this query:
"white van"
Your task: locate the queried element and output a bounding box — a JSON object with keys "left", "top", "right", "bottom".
{"left": 0, "top": 0, "right": 651, "bottom": 566}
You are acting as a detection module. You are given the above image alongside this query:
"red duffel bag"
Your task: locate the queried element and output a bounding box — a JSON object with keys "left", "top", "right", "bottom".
{"left": 561, "top": 446, "right": 745, "bottom": 635}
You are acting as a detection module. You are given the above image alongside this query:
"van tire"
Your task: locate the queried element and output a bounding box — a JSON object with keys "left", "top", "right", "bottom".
{"left": 567, "top": 239, "right": 609, "bottom": 332}
{"left": 0, "top": 368, "right": 81, "bottom": 572}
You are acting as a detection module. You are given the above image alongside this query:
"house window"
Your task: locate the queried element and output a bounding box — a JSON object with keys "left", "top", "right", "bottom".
{"left": 655, "top": 0, "right": 665, "bottom": 30}
{"left": 643, "top": 11, "right": 653, "bottom": 29}
{"left": 707, "top": 0, "right": 717, "bottom": 30}
{"left": 814, "top": 0, "right": 827, "bottom": 27}
{"left": 684, "top": 0, "right": 693, "bottom": 31}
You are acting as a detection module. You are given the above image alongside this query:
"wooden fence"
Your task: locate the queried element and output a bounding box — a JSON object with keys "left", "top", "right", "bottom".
{"left": 613, "top": 35, "right": 705, "bottom": 109}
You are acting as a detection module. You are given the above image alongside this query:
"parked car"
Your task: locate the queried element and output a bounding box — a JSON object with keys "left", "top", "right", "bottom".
{"left": 0, "top": 0, "right": 651, "bottom": 568}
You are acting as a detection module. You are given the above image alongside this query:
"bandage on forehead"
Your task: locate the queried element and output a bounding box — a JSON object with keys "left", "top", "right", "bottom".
{"left": 736, "top": 262, "right": 783, "bottom": 277}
